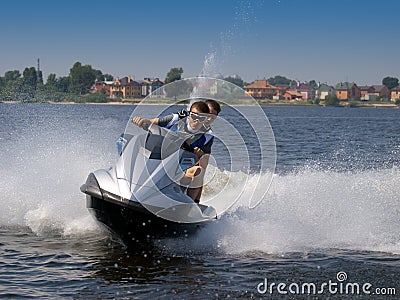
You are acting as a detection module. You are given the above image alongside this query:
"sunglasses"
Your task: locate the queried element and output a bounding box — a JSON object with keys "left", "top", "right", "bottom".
{"left": 189, "top": 111, "right": 208, "bottom": 123}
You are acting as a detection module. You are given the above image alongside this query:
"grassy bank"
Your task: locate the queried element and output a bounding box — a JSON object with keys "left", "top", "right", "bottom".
{"left": 257, "top": 99, "right": 398, "bottom": 108}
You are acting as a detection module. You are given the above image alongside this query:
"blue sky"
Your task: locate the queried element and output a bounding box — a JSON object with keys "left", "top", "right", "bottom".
{"left": 1, "top": 0, "right": 399, "bottom": 85}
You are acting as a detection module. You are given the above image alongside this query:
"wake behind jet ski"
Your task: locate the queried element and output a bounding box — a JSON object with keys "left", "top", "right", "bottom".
{"left": 80, "top": 119, "right": 217, "bottom": 244}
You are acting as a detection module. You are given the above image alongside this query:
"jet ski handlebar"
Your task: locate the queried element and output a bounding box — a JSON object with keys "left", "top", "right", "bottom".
{"left": 139, "top": 120, "right": 191, "bottom": 141}
{"left": 140, "top": 120, "right": 152, "bottom": 131}
{"left": 141, "top": 120, "right": 177, "bottom": 137}
{"left": 134, "top": 118, "right": 195, "bottom": 154}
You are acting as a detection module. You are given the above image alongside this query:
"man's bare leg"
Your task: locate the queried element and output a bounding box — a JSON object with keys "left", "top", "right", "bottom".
{"left": 187, "top": 167, "right": 205, "bottom": 203}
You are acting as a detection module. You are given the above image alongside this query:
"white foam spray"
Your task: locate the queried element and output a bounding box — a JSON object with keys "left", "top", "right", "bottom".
{"left": 0, "top": 115, "right": 119, "bottom": 237}
{"left": 161, "top": 166, "right": 400, "bottom": 255}
{"left": 2, "top": 128, "right": 399, "bottom": 254}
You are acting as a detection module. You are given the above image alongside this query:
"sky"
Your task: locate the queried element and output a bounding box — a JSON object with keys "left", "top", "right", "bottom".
{"left": 1, "top": 0, "right": 399, "bottom": 86}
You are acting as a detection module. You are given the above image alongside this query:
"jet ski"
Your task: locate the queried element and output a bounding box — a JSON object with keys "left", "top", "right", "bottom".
{"left": 80, "top": 120, "right": 217, "bottom": 244}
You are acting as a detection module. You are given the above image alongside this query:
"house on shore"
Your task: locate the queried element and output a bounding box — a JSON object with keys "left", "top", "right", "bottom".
{"left": 316, "top": 83, "right": 335, "bottom": 100}
{"left": 335, "top": 82, "right": 361, "bottom": 100}
{"left": 359, "top": 86, "right": 374, "bottom": 101}
{"left": 275, "top": 86, "right": 289, "bottom": 99}
{"left": 283, "top": 90, "right": 303, "bottom": 100}
{"left": 110, "top": 76, "right": 141, "bottom": 99}
{"left": 370, "top": 85, "right": 390, "bottom": 100}
{"left": 359, "top": 85, "right": 390, "bottom": 101}
{"left": 291, "top": 82, "right": 316, "bottom": 100}
{"left": 140, "top": 77, "right": 164, "bottom": 97}
{"left": 92, "top": 79, "right": 113, "bottom": 96}
{"left": 244, "top": 80, "right": 280, "bottom": 99}
{"left": 391, "top": 86, "right": 400, "bottom": 101}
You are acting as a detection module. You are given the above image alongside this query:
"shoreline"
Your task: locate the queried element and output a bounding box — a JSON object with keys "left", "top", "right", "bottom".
{"left": 1, "top": 100, "right": 398, "bottom": 108}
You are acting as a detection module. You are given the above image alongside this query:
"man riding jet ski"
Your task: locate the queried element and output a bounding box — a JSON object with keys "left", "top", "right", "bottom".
{"left": 132, "top": 100, "right": 219, "bottom": 203}
{"left": 80, "top": 103, "right": 218, "bottom": 243}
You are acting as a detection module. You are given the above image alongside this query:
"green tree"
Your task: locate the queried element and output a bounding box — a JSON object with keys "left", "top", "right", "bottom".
{"left": 93, "top": 71, "right": 113, "bottom": 82}
{"left": 4, "top": 70, "right": 21, "bottom": 82}
{"left": 309, "top": 80, "right": 318, "bottom": 89}
{"left": 56, "top": 76, "right": 71, "bottom": 93}
{"left": 23, "top": 67, "right": 38, "bottom": 90}
{"left": 164, "top": 78, "right": 192, "bottom": 98}
{"left": 69, "top": 62, "right": 97, "bottom": 94}
{"left": 382, "top": 76, "right": 399, "bottom": 90}
{"left": 83, "top": 88, "right": 108, "bottom": 103}
{"left": 267, "top": 75, "right": 296, "bottom": 87}
{"left": 45, "top": 73, "right": 70, "bottom": 94}
{"left": 103, "top": 74, "right": 114, "bottom": 81}
{"left": 224, "top": 76, "right": 244, "bottom": 88}
{"left": 3, "top": 78, "right": 35, "bottom": 102}
{"left": 324, "top": 94, "right": 340, "bottom": 106}
{"left": 46, "top": 73, "right": 57, "bottom": 87}
{"left": 165, "top": 67, "right": 183, "bottom": 84}
{"left": 93, "top": 69, "right": 104, "bottom": 82}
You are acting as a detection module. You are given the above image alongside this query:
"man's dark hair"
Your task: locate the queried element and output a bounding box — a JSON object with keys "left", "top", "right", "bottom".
{"left": 205, "top": 99, "right": 221, "bottom": 114}
{"left": 190, "top": 101, "right": 210, "bottom": 113}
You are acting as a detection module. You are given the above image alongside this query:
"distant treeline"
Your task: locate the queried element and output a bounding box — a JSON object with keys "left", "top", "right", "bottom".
{"left": 1, "top": 61, "right": 399, "bottom": 103}
{"left": 0, "top": 62, "right": 113, "bottom": 103}
{"left": 0, "top": 62, "right": 247, "bottom": 103}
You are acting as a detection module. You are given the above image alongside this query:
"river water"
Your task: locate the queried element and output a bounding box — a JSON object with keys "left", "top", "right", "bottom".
{"left": 0, "top": 103, "right": 399, "bottom": 299}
